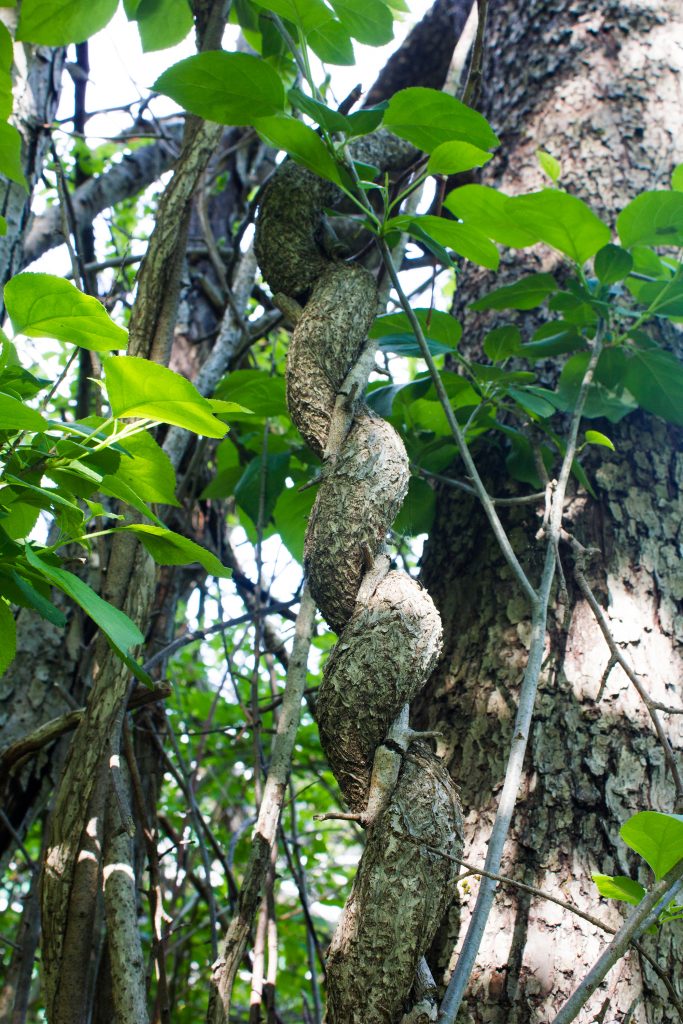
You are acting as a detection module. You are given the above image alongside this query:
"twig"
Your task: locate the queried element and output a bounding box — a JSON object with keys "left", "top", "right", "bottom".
{"left": 461, "top": 0, "right": 489, "bottom": 107}
{"left": 417, "top": 466, "right": 546, "bottom": 506}
{"left": 551, "top": 860, "right": 683, "bottom": 1024}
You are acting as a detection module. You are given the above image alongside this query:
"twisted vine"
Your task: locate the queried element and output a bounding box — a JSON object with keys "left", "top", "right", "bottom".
{"left": 255, "top": 135, "right": 463, "bottom": 1024}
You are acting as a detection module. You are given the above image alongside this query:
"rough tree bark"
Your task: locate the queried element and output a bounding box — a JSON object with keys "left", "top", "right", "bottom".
{"left": 416, "top": 2, "right": 683, "bottom": 1021}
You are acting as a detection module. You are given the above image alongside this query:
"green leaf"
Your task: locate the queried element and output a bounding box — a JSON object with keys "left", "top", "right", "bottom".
{"left": 330, "top": 0, "right": 393, "bottom": 45}
{"left": 253, "top": 114, "right": 344, "bottom": 185}
{"left": 234, "top": 452, "right": 290, "bottom": 526}
{"left": 367, "top": 376, "right": 430, "bottom": 417}
{"left": 383, "top": 87, "right": 499, "bottom": 155}
{"left": 24, "top": 545, "right": 144, "bottom": 655}
{"left": 307, "top": 17, "right": 355, "bottom": 65}
{"left": 116, "top": 431, "right": 180, "bottom": 506}
{"left": 154, "top": 52, "right": 285, "bottom": 125}
{"left": 0, "top": 597, "right": 15, "bottom": 674}
{"left": 394, "top": 476, "right": 435, "bottom": 536}
{"left": 134, "top": 0, "right": 193, "bottom": 51}
{"left": 632, "top": 278, "right": 683, "bottom": 318}
{"left": 8, "top": 569, "right": 66, "bottom": 626}
{"left": 288, "top": 87, "right": 349, "bottom": 133}
{"left": 0, "top": 122, "right": 27, "bottom": 189}
{"left": 407, "top": 214, "right": 500, "bottom": 270}
{"left": 521, "top": 321, "right": 584, "bottom": 360}
{"left": 444, "top": 185, "right": 538, "bottom": 249}
{"left": 505, "top": 190, "right": 610, "bottom": 264}
{"left": 483, "top": 325, "right": 522, "bottom": 362}
{"left": 592, "top": 874, "right": 646, "bottom": 907}
{"left": 623, "top": 349, "right": 683, "bottom": 426}
{"left": 584, "top": 429, "right": 615, "bottom": 451}
{"left": 555, "top": 352, "right": 637, "bottom": 423}
{"left": 17, "top": 0, "right": 118, "bottom": 43}
{"left": 345, "top": 105, "right": 386, "bottom": 137}
{"left": 99, "top": 474, "right": 165, "bottom": 527}
{"left": 536, "top": 149, "right": 561, "bottom": 183}
{"left": 103, "top": 356, "right": 228, "bottom": 438}
{"left": 370, "top": 308, "right": 461, "bottom": 350}
{"left": 618, "top": 191, "right": 683, "bottom": 248}
{"left": 4, "top": 273, "right": 128, "bottom": 351}
{"left": 272, "top": 483, "right": 316, "bottom": 563}
{"left": 0, "top": 392, "right": 48, "bottom": 431}
{"left": 673, "top": 164, "right": 683, "bottom": 192}
{"left": 594, "top": 243, "right": 634, "bottom": 285}
{"left": 470, "top": 272, "right": 557, "bottom": 311}
{"left": 508, "top": 386, "right": 556, "bottom": 418}
{"left": 122, "top": 525, "right": 231, "bottom": 576}
{"left": 620, "top": 811, "right": 683, "bottom": 880}
{"left": 426, "top": 140, "right": 492, "bottom": 176}
{"left": 214, "top": 369, "right": 288, "bottom": 419}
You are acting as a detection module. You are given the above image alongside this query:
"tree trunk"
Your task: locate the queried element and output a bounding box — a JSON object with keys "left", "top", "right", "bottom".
{"left": 416, "top": 1, "right": 683, "bottom": 1021}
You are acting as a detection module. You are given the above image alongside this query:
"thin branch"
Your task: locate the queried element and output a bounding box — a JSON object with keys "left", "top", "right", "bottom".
{"left": 460, "top": 0, "right": 489, "bottom": 107}
{"left": 417, "top": 466, "right": 546, "bottom": 506}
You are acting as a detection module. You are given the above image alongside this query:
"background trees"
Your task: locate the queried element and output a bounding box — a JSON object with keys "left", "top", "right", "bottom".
{"left": 0, "top": 1, "right": 682, "bottom": 1022}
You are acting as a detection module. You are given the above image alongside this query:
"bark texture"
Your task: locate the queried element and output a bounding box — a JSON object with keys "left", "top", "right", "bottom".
{"left": 416, "top": 2, "right": 683, "bottom": 1021}
{"left": 255, "top": 142, "right": 463, "bottom": 1022}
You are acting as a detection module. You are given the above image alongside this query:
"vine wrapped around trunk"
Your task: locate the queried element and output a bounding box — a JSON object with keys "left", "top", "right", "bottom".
{"left": 255, "top": 141, "right": 463, "bottom": 1023}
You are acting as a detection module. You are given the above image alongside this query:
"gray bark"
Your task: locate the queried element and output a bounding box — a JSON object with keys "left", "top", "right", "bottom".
{"left": 0, "top": 9, "right": 64, "bottom": 297}
{"left": 417, "top": 1, "right": 683, "bottom": 1020}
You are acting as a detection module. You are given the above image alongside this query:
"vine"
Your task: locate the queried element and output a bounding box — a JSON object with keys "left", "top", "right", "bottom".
{"left": 254, "top": 150, "right": 462, "bottom": 1022}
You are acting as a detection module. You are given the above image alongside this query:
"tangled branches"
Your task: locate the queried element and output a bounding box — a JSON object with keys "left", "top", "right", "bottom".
{"left": 255, "top": 138, "right": 463, "bottom": 1024}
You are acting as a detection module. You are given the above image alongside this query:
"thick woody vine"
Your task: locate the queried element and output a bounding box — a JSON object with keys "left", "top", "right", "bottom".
{"left": 253, "top": 141, "right": 463, "bottom": 1023}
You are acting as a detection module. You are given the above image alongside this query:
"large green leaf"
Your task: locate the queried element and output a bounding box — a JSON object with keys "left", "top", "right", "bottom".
{"left": 272, "top": 483, "right": 316, "bottom": 563}
{"left": 427, "top": 140, "right": 492, "bottom": 176}
{"left": 444, "top": 185, "right": 538, "bottom": 249}
{"left": 4, "top": 273, "right": 128, "bottom": 351}
{"left": 632, "top": 278, "right": 683, "bottom": 318}
{"left": 406, "top": 214, "right": 500, "bottom": 270}
{"left": 623, "top": 349, "right": 683, "bottom": 426}
{"left": 370, "top": 308, "right": 461, "bottom": 349}
{"left": 288, "top": 88, "right": 350, "bottom": 133}
{"left": 617, "top": 191, "right": 683, "bottom": 248}
{"left": 592, "top": 874, "right": 646, "bottom": 907}
{"left": 470, "top": 272, "right": 557, "bottom": 311}
{"left": 394, "top": 476, "right": 435, "bottom": 536}
{"left": 0, "top": 22, "right": 14, "bottom": 121}
{"left": 0, "top": 392, "right": 48, "bottom": 431}
{"left": 483, "top": 325, "right": 522, "bottom": 362}
{"left": 214, "top": 369, "right": 288, "bottom": 419}
{"left": 383, "top": 87, "right": 499, "bottom": 154}
{"left": 103, "top": 356, "right": 228, "bottom": 438}
{"left": 330, "top": 0, "right": 393, "bottom": 45}
{"left": 134, "top": 0, "right": 193, "bottom": 51}
{"left": 116, "top": 431, "right": 180, "bottom": 506}
{"left": 505, "top": 190, "right": 610, "bottom": 264}
{"left": 122, "top": 525, "right": 231, "bottom": 576}
{"left": 16, "top": 0, "right": 118, "bottom": 43}
{"left": 0, "top": 597, "right": 15, "bottom": 674}
{"left": 0, "top": 122, "right": 27, "bottom": 189}
{"left": 154, "top": 52, "right": 286, "bottom": 125}
{"left": 308, "top": 18, "right": 354, "bottom": 64}
{"left": 254, "top": 114, "right": 343, "bottom": 185}
{"left": 621, "top": 811, "right": 683, "bottom": 880}
{"left": 594, "top": 243, "right": 633, "bottom": 285}
{"left": 24, "top": 545, "right": 144, "bottom": 655}
{"left": 234, "top": 452, "right": 290, "bottom": 526}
